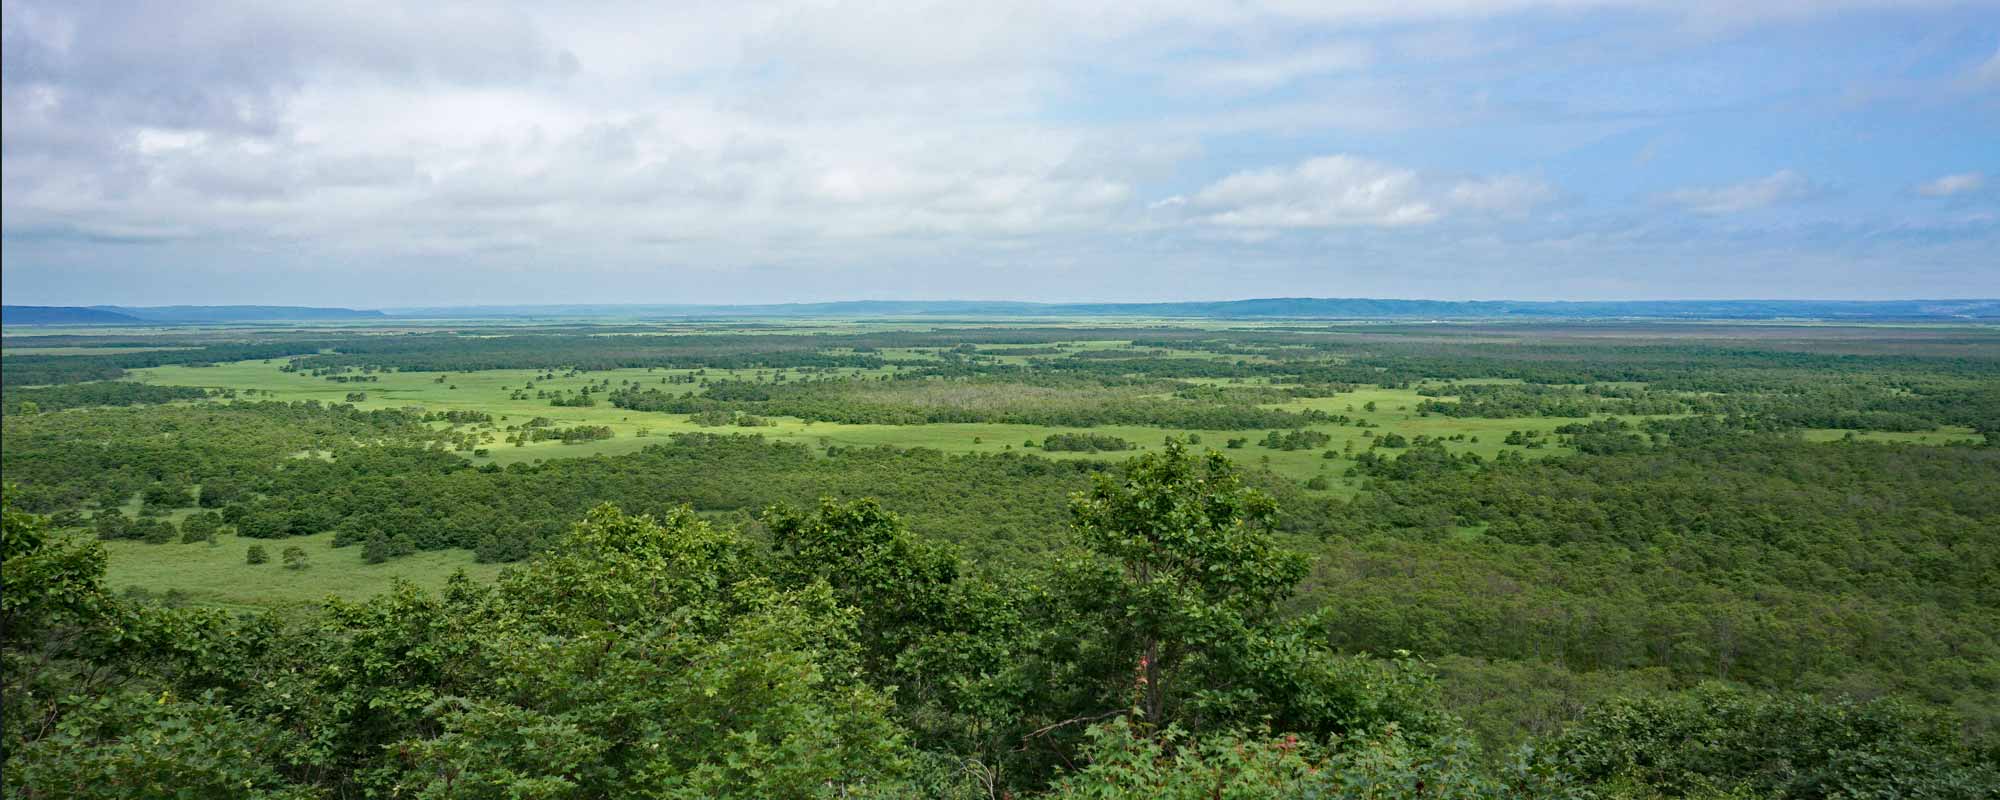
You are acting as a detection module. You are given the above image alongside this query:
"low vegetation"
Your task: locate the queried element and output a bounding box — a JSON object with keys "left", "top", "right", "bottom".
{"left": 3, "top": 318, "right": 1996, "bottom": 796}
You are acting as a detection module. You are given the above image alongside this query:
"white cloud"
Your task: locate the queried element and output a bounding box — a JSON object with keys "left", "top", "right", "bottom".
{"left": 1178, "top": 43, "right": 1372, "bottom": 91}
{"left": 1188, "top": 155, "right": 1438, "bottom": 228}
{"left": 2, "top": 0, "right": 1991, "bottom": 305}
{"left": 1918, "top": 172, "right": 1985, "bottom": 197}
{"left": 1660, "top": 170, "right": 1815, "bottom": 214}
{"left": 1175, "top": 158, "right": 1561, "bottom": 230}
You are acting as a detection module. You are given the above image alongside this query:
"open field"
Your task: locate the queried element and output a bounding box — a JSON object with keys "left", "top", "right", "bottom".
{"left": 98, "top": 531, "right": 503, "bottom": 610}
{"left": 133, "top": 358, "right": 1609, "bottom": 488}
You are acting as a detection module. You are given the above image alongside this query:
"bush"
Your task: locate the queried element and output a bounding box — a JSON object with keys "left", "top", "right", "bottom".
{"left": 281, "top": 546, "right": 308, "bottom": 570}
{"left": 245, "top": 545, "right": 268, "bottom": 565}
{"left": 138, "top": 519, "right": 178, "bottom": 544}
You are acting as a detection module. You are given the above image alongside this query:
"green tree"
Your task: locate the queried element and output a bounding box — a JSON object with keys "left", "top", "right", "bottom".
{"left": 390, "top": 505, "right": 917, "bottom": 798}
{"left": 1055, "top": 441, "right": 1307, "bottom": 727}
{"left": 92, "top": 508, "right": 129, "bottom": 541}
{"left": 245, "top": 545, "right": 268, "bottom": 565}
{"left": 1544, "top": 683, "right": 1998, "bottom": 798}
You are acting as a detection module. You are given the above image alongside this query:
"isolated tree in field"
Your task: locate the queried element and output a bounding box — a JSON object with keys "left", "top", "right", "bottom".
{"left": 245, "top": 544, "right": 268, "bottom": 564}
{"left": 282, "top": 546, "right": 308, "bottom": 570}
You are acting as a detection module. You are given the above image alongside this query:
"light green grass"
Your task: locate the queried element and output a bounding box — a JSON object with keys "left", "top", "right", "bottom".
{"left": 97, "top": 531, "right": 504, "bottom": 610}
{"left": 135, "top": 360, "right": 1617, "bottom": 497}
{"left": 1802, "top": 427, "right": 1980, "bottom": 445}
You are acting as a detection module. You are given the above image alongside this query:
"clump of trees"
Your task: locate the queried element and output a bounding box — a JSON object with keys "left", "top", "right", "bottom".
{"left": 1259, "top": 429, "right": 1331, "bottom": 450}
{"left": 689, "top": 410, "right": 774, "bottom": 427}
{"left": 526, "top": 425, "right": 614, "bottom": 444}
{"left": 1041, "top": 432, "right": 1135, "bottom": 452}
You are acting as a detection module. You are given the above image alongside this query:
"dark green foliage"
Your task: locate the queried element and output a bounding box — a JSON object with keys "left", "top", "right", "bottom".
{"left": 1417, "top": 383, "right": 1687, "bottom": 419}
{"left": 1260, "top": 428, "right": 1331, "bottom": 450}
{"left": 1033, "top": 444, "right": 1447, "bottom": 741}
{"left": 1042, "top": 432, "right": 1136, "bottom": 452}
{"left": 1544, "top": 683, "right": 1998, "bottom": 798}
{"left": 1046, "top": 718, "right": 1578, "bottom": 799}
{"left": 136, "top": 518, "right": 177, "bottom": 544}
{"left": 611, "top": 375, "right": 1327, "bottom": 430}
{"left": 1314, "top": 432, "right": 2000, "bottom": 747}
{"left": 689, "top": 409, "right": 774, "bottom": 427}
{"left": 0, "top": 400, "right": 448, "bottom": 515}
{"left": 245, "top": 544, "right": 268, "bottom": 564}
{"left": 525, "top": 424, "right": 614, "bottom": 443}
{"left": 140, "top": 482, "right": 192, "bottom": 510}
{"left": 2, "top": 341, "right": 334, "bottom": 386}
{"left": 2, "top": 382, "right": 210, "bottom": 414}
{"left": 360, "top": 532, "right": 418, "bottom": 563}
{"left": 22, "top": 427, "right": 1102, "bottom": 565}
{"left": 4, "top": 321, "right": 1998, "bottom": 797}
{"left": 180, "top": 512, "right": 222, "bottom": 544}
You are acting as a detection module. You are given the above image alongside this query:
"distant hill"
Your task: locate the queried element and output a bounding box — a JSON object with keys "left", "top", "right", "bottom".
{"left": 387, "top": 298, "right": 2000, "bottom": 321}
{"left": 2, "top": 306, "right": 145, "bottom": 325}
{"left": 95, "top": 306, "right": 388, "bottom": 322}
{"left": 13, "top": 299, "right": 1995, "bottom": 324}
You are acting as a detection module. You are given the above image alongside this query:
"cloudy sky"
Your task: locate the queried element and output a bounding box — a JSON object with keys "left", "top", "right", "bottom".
{"left": 3, "top": 1, "right": 1997, "bottom": 306}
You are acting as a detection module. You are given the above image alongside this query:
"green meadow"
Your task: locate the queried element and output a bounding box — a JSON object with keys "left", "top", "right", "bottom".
{"left": 98, "top": 531, "right": 505, "bottom": 610}
{"left": 134, "top": 358, "right": 1607, "bottom": 488}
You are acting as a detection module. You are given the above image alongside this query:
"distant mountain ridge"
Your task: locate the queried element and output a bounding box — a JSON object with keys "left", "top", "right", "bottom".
{"left": 4, "top": 305, "right": 386, "bottom": 325}
{"left": 1, "top": 306, "right": 145, "bottom": 325}
{"left": 93, "top": 305, "right": 387, "bottom": 322}
{"left": 8, "top": 299, "right": 1996, "bottom": 324}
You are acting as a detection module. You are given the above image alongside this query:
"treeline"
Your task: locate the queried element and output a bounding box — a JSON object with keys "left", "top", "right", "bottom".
{"left": 525, "top": 425, "right": 614, "bottom": 444}
{"left": 1040, "top": 432, "right": 1134, "bottom": 452}
{"left": 1415, "top": 383, "right": 1687, "bottom": 418}
{"left": 1411, "top": 378, "right": 1997, "bottom": 432}
{"left": 2, "top": 381, "right": 213, "bottom": 414}
{"left": 275, "top": 327, "right": 1236, "bottom": 374}
{"left": 610, "top": 375, "right": 1329, "bottom": 429}
{"left": 2, "top": 341, "right": 335, "bottom": 386}
{"left": 6, "top": 446, "right": 1993, "bottom": 797}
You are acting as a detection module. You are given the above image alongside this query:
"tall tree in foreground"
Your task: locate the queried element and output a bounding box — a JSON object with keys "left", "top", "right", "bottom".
{"left": 1029, "top": 442, "right": 1451, "bottom": 758}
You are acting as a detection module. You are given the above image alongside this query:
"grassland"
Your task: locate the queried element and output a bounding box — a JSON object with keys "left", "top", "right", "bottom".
{"left": 133, "top": 358, "right": 1608, "bottom": 491}
{"left": 98, "top": 531, "right": 504, "bottom": 610}
{"left": 75, "top": 322, "right": 1980, "bottom": 608}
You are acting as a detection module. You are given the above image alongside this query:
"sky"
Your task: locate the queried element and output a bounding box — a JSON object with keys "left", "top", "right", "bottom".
{"left": 3, "top": 1, "right": 1997, "bottom": 307}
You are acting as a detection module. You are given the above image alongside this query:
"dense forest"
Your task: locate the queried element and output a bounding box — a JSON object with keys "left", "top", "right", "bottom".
{"left": 3, "top": 320, "right": 1998, "bottom": 796}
